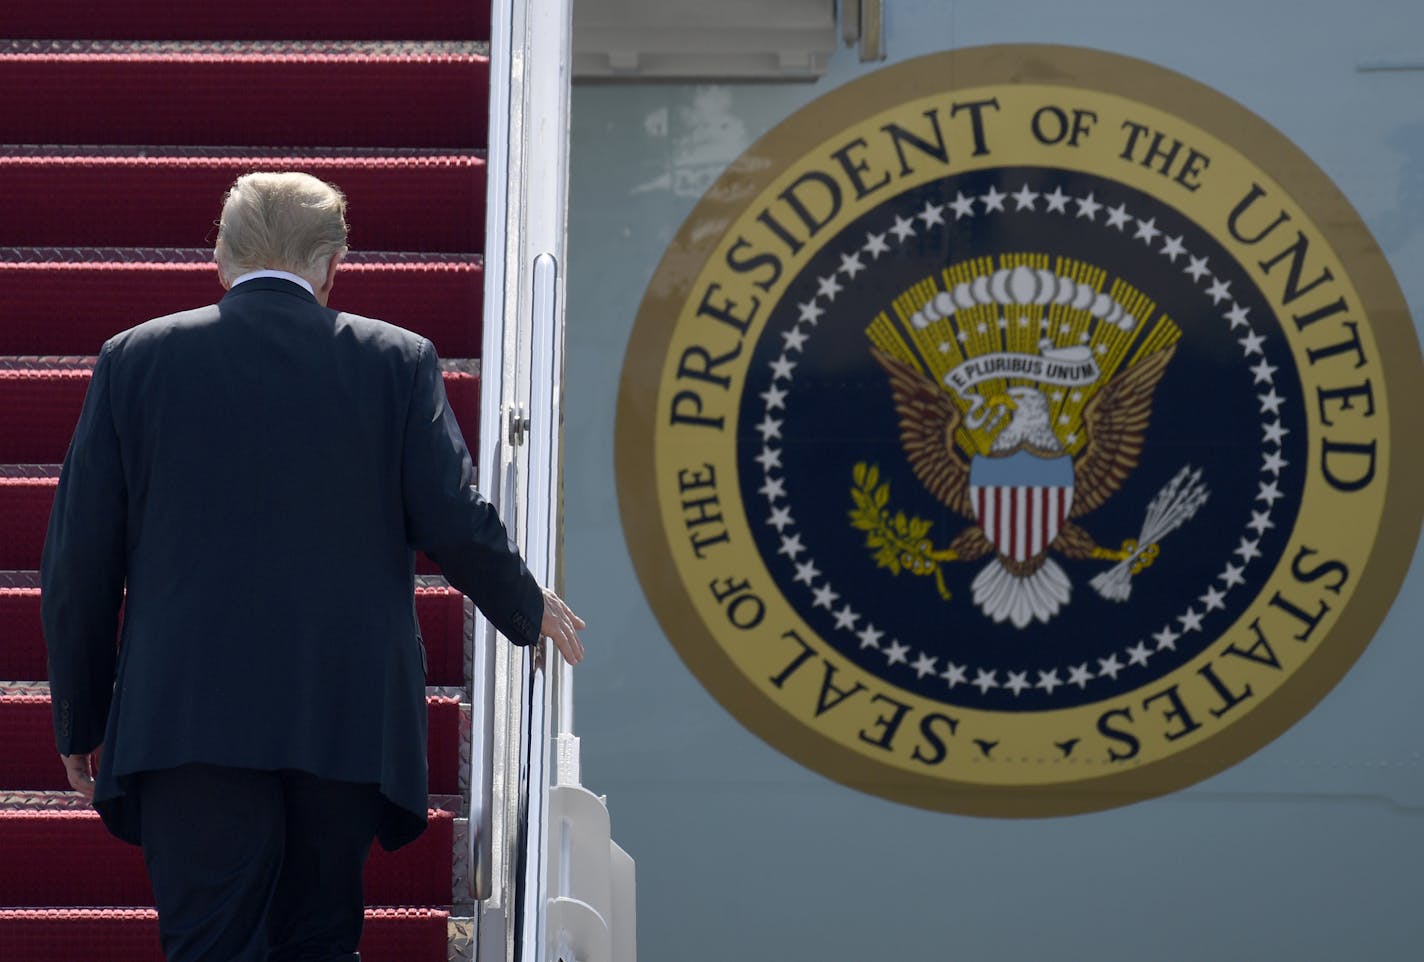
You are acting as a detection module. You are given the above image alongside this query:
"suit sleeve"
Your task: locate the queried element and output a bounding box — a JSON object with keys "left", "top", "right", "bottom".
{"left": 41, "top": 340, "right": 127, "bottom": 755}
{"left": 401, "top": 339, "right": 544, "bottom": 646}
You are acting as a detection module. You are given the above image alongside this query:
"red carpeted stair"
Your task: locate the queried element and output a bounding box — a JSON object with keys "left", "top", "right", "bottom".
{"left": 1, "top": 251, "right": 486, "bottom": 358}
{"left": 0, "top": 42, "right": 489, "bottom": 148}
{"left": 1, "top": 4, "right": 495, "bottom": 959}
{"left": 0, "top": 151, "right": 487, "bottom": 250}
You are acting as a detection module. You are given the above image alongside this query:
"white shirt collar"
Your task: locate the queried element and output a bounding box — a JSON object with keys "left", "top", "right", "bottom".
{"left": 230, "top": 269, "right": 315, "bottom": 296}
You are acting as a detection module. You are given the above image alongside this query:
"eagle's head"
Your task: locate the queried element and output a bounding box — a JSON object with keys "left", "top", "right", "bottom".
{"left": 989, "top": 386, "right": 1061, "bottom": 454}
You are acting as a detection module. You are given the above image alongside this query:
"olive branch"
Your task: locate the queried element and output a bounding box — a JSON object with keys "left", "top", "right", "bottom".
{"left": 848, "top": 462, "right": 953, "bottom": 601}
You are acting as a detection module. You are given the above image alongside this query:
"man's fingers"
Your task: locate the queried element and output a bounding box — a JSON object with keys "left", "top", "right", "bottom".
{"left": 539, "top": 587, "right": 586, "bottom": 666}
{"left": 553, "top": 629, "right": 583, "bottom": 665}
{"left": 60, "top": 754, "right": 96, "bottom": 801}
{"left": 553, "top": 597, "right": 585, "bottom": 631}
{"left": 69, "top": 771, "right": 95, "bottom": 801}
{"left": 551, "top": 621, "right": 583, "bottom": 665}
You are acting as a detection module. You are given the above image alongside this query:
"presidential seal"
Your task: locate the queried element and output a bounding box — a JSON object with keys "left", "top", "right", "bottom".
{"left": 615, "top": 46, "right": 1423, "bottom": 815}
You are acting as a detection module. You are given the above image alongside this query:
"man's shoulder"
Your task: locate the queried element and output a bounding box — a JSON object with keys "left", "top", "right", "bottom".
{"left": 106, "top": 305, "right": 221, "bottom": 352}
{"left": 103, "top": 301, "right": 434, "bottom": 372}
{"left": 332, "top": 311, "right": 431, "bottom": 359}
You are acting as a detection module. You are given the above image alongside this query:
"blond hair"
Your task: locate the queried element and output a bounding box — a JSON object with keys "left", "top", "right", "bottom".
{"left": 215, "top": 172, "right": 348, "bottom": 281}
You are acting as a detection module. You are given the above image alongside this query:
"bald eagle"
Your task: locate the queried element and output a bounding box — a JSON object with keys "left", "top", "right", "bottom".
{"left": 871, "top": 343, "right": 1176, "bottom": 628}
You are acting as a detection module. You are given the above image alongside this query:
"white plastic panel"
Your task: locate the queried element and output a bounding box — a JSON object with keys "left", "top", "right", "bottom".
{"left": 573, "top": 0, "right": 836, "bottom": 80}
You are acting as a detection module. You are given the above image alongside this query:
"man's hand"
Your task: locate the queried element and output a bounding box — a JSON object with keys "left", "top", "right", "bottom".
{"left": 541, "top": 587, "right": 586, "bottom": 666}
{"left": 60, "top": 745, "right": 102, "bottom": 801}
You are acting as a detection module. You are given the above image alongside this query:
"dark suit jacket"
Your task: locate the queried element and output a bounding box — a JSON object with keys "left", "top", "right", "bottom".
{"left": 41, "top": 277, "right": 543, "bottom": 850}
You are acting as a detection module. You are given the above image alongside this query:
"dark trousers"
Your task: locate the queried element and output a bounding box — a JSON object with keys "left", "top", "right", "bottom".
{"left": 137, "top": 764, "right": 385, "bottom": 962}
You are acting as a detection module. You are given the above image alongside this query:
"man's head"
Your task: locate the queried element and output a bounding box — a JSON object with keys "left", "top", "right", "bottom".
{"left": 214, "top": 172, "right": 349, "bottom": 304}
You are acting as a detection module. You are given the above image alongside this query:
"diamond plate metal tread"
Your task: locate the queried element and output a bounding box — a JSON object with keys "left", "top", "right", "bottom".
{"left": 0, "top": 357, "right": 96, "bottom": 370}
{"left": 449, "top": 916, "right": 477, "bottom": 962}
{"left": 427, "top": 794, "right": 467, "bottom": 818}
{"left": 0, "top": 464, "right": 59, "bottom": 478}
{"left": 0, "top": 44, "right": 491, "bottom": 149}
{"left": 0, "top": 153, "right": 488, "bottom": 251}
{"left": 0, "top": 680, "right": 51, "bottom": 697}
{"left": 0, "top": 146, "right": 490, "bottom": 160}
{"left": 2, "top": 683, "right": 462, "bottom": 700}
{"left": 5, "top": 0, "right": 491, "bottom": 42}
{"left": 0, "top": 355, "right": 475, "bottom": 372}
{"left": 0, "top": 789, "right": 90, "bottom": 811}
{"left": 0, "top": 360, "right": 480, "bottom": 467}
{"left": 0, "top": 572, "right": 467, "bottom": 687}
{"left": 0, "top": 247, "right": 482, "bottom": 264}
{"left": 0, "top": 789, "right": 465, "bottom": 817}
{"left": 0, "top": 907, "right": 455, "bottom": 962}
{"left": 0, "top": 682, "right": 467, "bottom": 795}
{"left": 0, "top": 39, "right": 490, "bottom": 59}
{"left": 0, "top": 805, "right": 458, "bottom": 908}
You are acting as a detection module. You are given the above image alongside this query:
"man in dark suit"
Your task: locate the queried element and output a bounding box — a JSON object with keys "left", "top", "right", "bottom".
{"left": 41, "top": 171, "right": 585, "bottom": 962}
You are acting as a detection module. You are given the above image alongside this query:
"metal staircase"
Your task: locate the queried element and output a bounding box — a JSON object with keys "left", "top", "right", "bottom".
{"left": 0, "top": 0, "right": 633, "bottom": 958}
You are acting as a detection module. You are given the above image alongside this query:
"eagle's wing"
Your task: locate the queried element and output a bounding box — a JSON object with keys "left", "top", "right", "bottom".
{"left": 870, "top": 347, "right": 974, "bottom": 519}
{"left": 1070, "top": 343, "right": 1176, "bottom": 518}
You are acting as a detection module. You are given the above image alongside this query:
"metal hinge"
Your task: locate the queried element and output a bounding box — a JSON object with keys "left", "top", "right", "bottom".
{"left": 508, "top": 404, "right": 531, "bottom": 446}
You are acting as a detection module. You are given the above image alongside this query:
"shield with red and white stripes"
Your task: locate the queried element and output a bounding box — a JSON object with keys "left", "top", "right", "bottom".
{"left": 968, "top": 452, "right": 1075, "bottom": 562}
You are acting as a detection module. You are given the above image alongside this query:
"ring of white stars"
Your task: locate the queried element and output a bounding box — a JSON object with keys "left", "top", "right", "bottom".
{"left": 754, "top": 179, "right": 1290, "bottom": 700}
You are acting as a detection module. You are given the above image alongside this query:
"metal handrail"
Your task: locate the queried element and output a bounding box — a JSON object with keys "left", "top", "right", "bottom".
{"left": 469, "top": 0, "right": 523, "bottom": 955}
{"left": 471, "top": 0, "right": 574, "bottom": 958}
